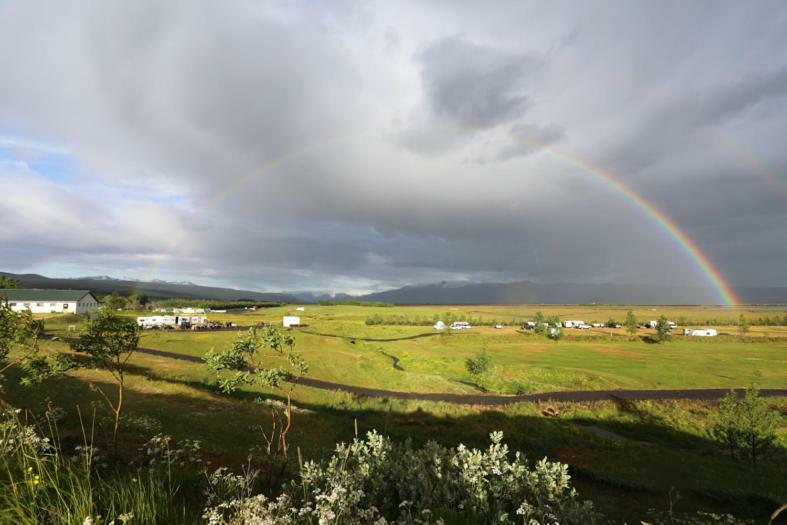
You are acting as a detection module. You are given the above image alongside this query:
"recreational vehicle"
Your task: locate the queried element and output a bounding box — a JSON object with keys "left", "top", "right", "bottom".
{"left": 450, "top": 321, "right": 471, "bottom": 330}
{"left": 283, "top": 316, "right": 301, "bottom": 328}
{"left": 683, "top": 328, "right": 718, "bottom": 337}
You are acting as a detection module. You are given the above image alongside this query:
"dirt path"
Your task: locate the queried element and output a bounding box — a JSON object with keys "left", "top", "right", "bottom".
{"left": 299, "top": 330, "right": 446, "bottom": 342}
{"left": 131, "top": 346, "right": 787, "bottom": 406}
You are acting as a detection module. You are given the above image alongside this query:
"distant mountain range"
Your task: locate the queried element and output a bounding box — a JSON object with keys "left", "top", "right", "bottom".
{"left": 356, "top": 281, "right": 787, "bottom": 305}
{"left": 2, "top": 272, "right": 785, "bottom": 305}
{"left": 0, "top": 272, "right": 297, "bottom": 303}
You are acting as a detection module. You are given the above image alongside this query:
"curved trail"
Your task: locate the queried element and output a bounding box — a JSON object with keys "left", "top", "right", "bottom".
{"left": 299, "top": 330, "right": 446, "bottom": 342}
{"left": 131, "top": 346, "right": 787, "bottom": 406}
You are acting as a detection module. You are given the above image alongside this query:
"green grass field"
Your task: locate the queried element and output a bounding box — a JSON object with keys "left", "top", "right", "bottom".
{"left": 9, "top": 304, "right": 787, "bottom": 523}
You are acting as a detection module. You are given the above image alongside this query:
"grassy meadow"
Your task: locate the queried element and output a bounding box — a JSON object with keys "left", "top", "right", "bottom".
{"left": 6, "top": 303, "right": 787, "bottom": 523}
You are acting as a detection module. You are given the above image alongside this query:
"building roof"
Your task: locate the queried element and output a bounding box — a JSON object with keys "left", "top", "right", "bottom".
{"left": 0, "top": 289, "right": 95, "bottom": 302}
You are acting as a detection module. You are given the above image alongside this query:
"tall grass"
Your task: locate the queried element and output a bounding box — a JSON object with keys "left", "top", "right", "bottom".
{"left": 0, "top": 409, "right": 201, "bottom": 525}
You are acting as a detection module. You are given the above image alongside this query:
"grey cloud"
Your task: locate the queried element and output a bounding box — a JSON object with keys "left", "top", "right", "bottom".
{"left": 497, "top": 123, "right": 565, "bottom": 161}
{"left": 417, "top": 36, "right": 539, "bottom": 128}
{"left": 0, "top": 1, "right": 785, "bottom": 292}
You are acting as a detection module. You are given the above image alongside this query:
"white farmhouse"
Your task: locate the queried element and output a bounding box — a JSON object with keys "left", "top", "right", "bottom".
{"left": 1, "top": 289, "right": 100, "bottom": 315}
{"left": 283, "top": 316, "right": 301, "bottom": 328}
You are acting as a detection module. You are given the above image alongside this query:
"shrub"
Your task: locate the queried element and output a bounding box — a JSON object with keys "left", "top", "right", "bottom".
{"left": 203, "top": 430, "right": 599, "bottom": 524}
{"left": 708, "top": 387, "right": 781, "bottom": 465}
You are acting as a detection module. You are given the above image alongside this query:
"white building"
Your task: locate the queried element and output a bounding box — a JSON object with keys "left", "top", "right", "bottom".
{"left": 1, "top": 289, "right": 100, "bottom": 315}
{"left": 283, "top": 316, "right": 301, "bottom": 328}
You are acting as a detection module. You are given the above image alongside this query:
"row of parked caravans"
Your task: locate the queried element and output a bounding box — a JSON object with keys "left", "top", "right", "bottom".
{"left": 137, "top": 315, "right": 208, "bottom": 329}
{"left": 521, "top": 320, "right": 716, "bottom": 336}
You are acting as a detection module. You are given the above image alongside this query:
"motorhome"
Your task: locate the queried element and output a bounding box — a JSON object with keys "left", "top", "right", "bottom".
{"left": 562, "top": 320, "right": 585, "bottom": 328}
{"left": 450, "top": 321, "right": 471, "bottom": 330}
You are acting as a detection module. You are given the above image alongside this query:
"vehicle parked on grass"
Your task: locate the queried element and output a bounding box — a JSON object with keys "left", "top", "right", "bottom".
{"left": 683, "top": 328, "right": 718, "bottom": 337}
{"left": 450, "top": 321, "right": 471, "bottom": 330}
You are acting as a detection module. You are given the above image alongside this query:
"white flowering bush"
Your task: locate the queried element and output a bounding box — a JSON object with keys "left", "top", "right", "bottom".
{"left": 204, "top": 430, "right": 598, "bottom": 524}
{"left": 134, "top": 433, "right": 204, "bottom": 472}
{"left": 643, "top": 510, "right": 750, "bottom": 524}
{"left": 0, "top": 408, "right": 51, "bottom": 455}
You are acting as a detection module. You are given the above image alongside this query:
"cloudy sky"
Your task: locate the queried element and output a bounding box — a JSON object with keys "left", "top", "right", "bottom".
{"left": 1, "top": 1, "right": 785, "bottom": 294}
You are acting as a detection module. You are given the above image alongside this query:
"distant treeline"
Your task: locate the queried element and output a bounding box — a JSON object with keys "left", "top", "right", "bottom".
{"left": 365, "top": 313, "right": 518, "bottom": 326}
{"left": 318, "top": 300, "right": 393, "bottom": 307}
{"left": 672, "top": 315, "right": 787, "bottom": 327}
{"left": 366, "top": 312, "right": 787, "bottom": 327}
{"left": 152, "top": 299, "right": 284, "bottom": 310}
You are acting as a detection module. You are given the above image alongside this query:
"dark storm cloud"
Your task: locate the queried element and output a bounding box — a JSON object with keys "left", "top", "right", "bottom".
{"left": 1, "top": 0, "right": 786, "bottom": 292}
{"left": 417, "top": 36, "right": 539, "bottom": 128}
{"left": 603, "top": 66, "right": 787, "bottom": 175}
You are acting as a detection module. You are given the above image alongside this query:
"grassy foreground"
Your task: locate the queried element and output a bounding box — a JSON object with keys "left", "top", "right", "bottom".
{"left": 4, "top": 304, "right": 786, "bottom": 523}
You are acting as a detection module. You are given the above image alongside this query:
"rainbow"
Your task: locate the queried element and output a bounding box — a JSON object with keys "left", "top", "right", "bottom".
{"left": 145, "top": 126, "right": 740, "bottom": 305}
{"left": 507, "top": 128, "right": 739, "bottom": 305}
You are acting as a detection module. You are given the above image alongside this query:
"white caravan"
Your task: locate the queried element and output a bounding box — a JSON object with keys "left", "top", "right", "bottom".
{"left": 283, "top": 316, "right": 301, "bottom": 328}
{"left": 683, "top": 328, "right": 718, "bottom": 337}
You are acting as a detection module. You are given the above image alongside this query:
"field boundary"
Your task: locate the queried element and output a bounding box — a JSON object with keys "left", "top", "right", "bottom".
{"left": 130, "top": 346, "right": 787, "bottom": 406}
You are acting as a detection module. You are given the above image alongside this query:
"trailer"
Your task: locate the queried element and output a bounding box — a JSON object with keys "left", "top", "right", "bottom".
{"left": 562, "top": 320, "right": 585, "bottom": 328}
{"left": 683, "top": 328, "right": 718, "bottom": 337}
{"left": 450, "top": 321, "right": 471, "bottom": 330}
{"left": 137, "top": 316, "right": 178, "bottom": 329}
{"left": 283, "top": 316, "right": 301, "bottom": 328}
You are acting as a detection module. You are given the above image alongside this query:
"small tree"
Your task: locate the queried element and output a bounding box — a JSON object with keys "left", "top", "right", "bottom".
{"left": 625, "top": 311, "right": 638, "bottom": 339}
{"left": 709, "top": 387, "right": 781, "bottom": 466}
{"left": 465, "top": 349, "right": 490, "bottom": 377}
{"left": 533, "top": 311, "right": 546, "bottom": 335}
{"left": 102, "top": 292, "right": 127, "bottom": 311}
{"left": 69, "top": 310, "right": 140, "bottom": 456}
{"left": 204, "top": 326, "right": 308, "bottom": 460}
{"left": 654, "top": 315, "right": 672, "bottom": 343}
{"left": 737, "top": 314, "right": 750, "bottom": 340}
{"left": 606, "top": 318, "right": 617, "bottom": 328}
{"left": 0, "top": 301, "right": 70, "bottom": 403}
{"left": 0, "top": 276, "right": 22, "bottom": 289}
